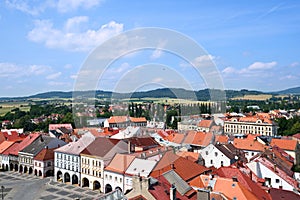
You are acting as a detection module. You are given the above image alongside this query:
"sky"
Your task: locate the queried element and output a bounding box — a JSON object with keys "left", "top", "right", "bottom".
{"left": 0, "top": 0, "right": 300, "bottom": 97}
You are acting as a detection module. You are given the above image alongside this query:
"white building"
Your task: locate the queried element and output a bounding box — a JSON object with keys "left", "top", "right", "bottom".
{"left": 103, "top": 154, "right": 136, "bottom": 194}
{"left": 54, "top": 134, "right": 95, "bottom": 185}
{"left": 124, "top": 158, "right": 157, "bottom": 193}
{"left": 200, "top": 143, "right": 245, "bottom": 169}
{"left": 224, "top": 116, "right": 277, "bottom": 136}
{"left": 80, "top": 138, "right": 128, "bottom": 193}
{"left": 247, "top": 157, "right": 299, "bottom": 192}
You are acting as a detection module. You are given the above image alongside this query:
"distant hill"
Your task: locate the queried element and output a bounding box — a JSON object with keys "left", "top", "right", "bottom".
{"left": 275, "top": 86, "right": 300, "bottom": 95}
{"left": 0, "top": 87, "right": 272, "bottom": 101}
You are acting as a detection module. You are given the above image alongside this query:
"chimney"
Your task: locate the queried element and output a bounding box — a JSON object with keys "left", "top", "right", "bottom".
{"left": 170, "top": 163, "right": 175, "bottom": 169}
{"left": 128, "top": 141, "right": 131, "bottom": 154}
{"left": 170, "top": 183, "right": 176, "bottom": 200}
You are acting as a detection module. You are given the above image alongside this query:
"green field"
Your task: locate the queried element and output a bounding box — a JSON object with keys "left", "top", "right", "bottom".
{"left": 0, "top": 102, "right": 31, "bottom": 116}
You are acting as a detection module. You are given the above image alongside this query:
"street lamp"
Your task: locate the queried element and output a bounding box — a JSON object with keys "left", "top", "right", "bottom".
{"left": 1, "top": 186, "right": 4, "bottom": 200}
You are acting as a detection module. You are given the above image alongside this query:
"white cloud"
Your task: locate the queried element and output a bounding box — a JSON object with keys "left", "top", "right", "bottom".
{"left": 290, "top": 62, "right": 299, "bottom": 67}
{"left": 222, "top": 67, "right": 236, "bottom": 74}
{"left": 248, "top": 61, "right": 277, "bottom": 70}
{"left": 28, "top": 18, "right": 124, "bottom": 51}
{"left": 5, "top": 0, "right": 103, "bottom": 15}
{"left": 46, "top": 72, "right": 62, "bottom": 80}
{"left": 151, "top": 49, "right": 163, "bottom": 59}
{"left": 0, "top": 62, "right": 51, "bottom": 78}
{"left": 56, "top": 0, "right": 103, "bottom": 13}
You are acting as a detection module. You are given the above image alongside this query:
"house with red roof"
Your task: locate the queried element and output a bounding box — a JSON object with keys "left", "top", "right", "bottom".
{"left": 0, "top": 141, "right": 16, "bottom": 170}
{"left": 233, "top": 134, "right": 267, "bottom": 161}
{"left": 8, "top": 133, "right": 41, "bottom": 172}
{"left": 197, "top": 120, "right": 214, "bottom": 132}
{"left": 200, "top": 143, "right": 246, "bottom": 169}
{"left": 224, "top": 116, "right": 277, "bottom": 136}
{"left": 216, "top": 166, "right": 272, "bottom": 200}
{"left": 150, "top": 150, "right": 210, "bottom": 182}
{"left": 247, "top": 152, "right": 299, "bottom": 192}
{"left": 104, "top": 153, "right": 136, "bottom": 194}
{"left": 270, "top": 138, "right": 300, "bottom": 165}
{"left": 0, "top": 130, "right": 27, "bottom": 143}
{"left": 33, "top": 147, "right": 56, "bottom": 177}
{"left": 190, "top": 174, "right": 261, "bottom": 200}
{"left": 104, "top": 116, "right": 147, "bottom": 128}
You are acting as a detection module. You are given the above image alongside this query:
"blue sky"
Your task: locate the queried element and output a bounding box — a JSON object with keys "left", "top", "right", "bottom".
{"left": 0, "top": 0, "right": 300, "bottom": 97}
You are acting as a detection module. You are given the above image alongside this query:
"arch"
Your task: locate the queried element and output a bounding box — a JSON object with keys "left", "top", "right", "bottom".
{"left": 45, "top": 170, "right": 53, "bottom": 177}
{"left": 24, "top": 166, "right": 28, "bottom": 173}
{"left": 5, "top": 164, "right": 9, "bottom": 171}
{"left": 105, "top": 184, "right": 112, "bottom": 193}
{"left": 14, "top": 164, "right": 18, "bottom": 171}
{"left": 19, "top": 165, "right": 23, "bottom": 173}
{"left": 82, "top": 177, "right": 89, "bottom": 188}
{"left": 57, "top": 171, "right": 63, "bottom": 182}
{"left": 115, "top": 187, "right": 122, "bottom": 193}
{"left": 34, "top": 169, "right": 38, "bottom": 176}
{"left": 39, "top": 170, "right": 42, "bottom": 177}
{"left": 9, "top": 163, "right": 13, "bottom": 171}
{"left": 1, "top": 164, "right": 4, "bottom": 170}
{"left": 64, "top": 172, "right": 71, "bottom": 183}
{"left": 29, "top": 167, "right": 33, "bottom": 174}
{"left": 72, "top": 174, "right": 79, "bottom": 185}
{"left": 93, "top": 180, "right": 101, "bottom": 190}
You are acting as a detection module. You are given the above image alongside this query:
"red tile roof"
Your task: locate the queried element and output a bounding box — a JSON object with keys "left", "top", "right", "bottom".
{"left": 216, "top": 166, "right": 271, "bottom": 200}
{"left": 34, "top": 147, "right": 56, "bottom": 161}
{"left": 269, "top": 188, "right": 300, "bottom": 200}
{"left": 8, "top": 133, "right": 40, "bottom": 156}
{"left": 198, "top": 120, "right": 213, "bottom": 128}
{"left": 165, "top": 133, "right": 185, "bottom": 144}
{"left": 0, "top": 141, "right": 15, "bottom": 154}
{"left": 151, "top": 151, "right": 209, "bottom": 181}
{"left": 49, "top": 124, "right": 72, "bottom": 131}
{"left": 192, "top": 132, "right": 213, "bottom": 147}
{"left": 149, "top": 176, "right": 196, "bottom": 200}
{"left": 215, "top": 135, "right": 229, "bottom": 144}
{"left": 105, "top": 154, "right": 135, "bottom": 174}
{"left": 233, "top": 135, "right": 266, "bottom": 151}
{"left": 0, "top": 131, "right": 27, "bottom": 142}
{"left": 176, "top": 151, "right": 199, "bottom": 163}
{"left": 190, "top": 175, "right": 260, "bottom": 200}
{"left": 108, "top": 116, "right": 129, "bottom": 124}
{"left": 1, "top": 142, "right": 20, "bottom": 155}
{"left": 270, "top": 138, "right": 298, "bottom": 151}
{"left": 129, "top": 117, "right": 147, "bottom": 123}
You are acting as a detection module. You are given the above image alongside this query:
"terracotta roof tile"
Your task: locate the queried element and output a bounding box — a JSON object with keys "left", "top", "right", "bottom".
{"left": 216, "top": 166, "right": 271, "bottom": 200}
{"left": 192, "top": 132, "right": 213, "bottom": 147}
{"left": 34, "top": 147, "right": 56, "bottom": 161}
{"left": 129, "top": 117, "right": 147, "bottom": 123}
{"left": 215, "top": 135, "right": 229, "bottom": 144}
{"left": 190, "top": 175, "right": 260, "bottom": 200}
{"left": 176, "top": 151, "right": 199, "bottom": 163}
{"left": 165, "top": 133, "right": 185, "bottom": 144}
{"left": 233, "top": 136, "right": 266, "bottom": 151}
{"left": 270, "top": 138, "right": 298, "bottom": 151}
{"left": 151, "top": 151, "right": 209, "bottom": 181}
{"left": 198, "top": 120, "right": 213, "bottom": 128}
{"left": 108, "top": 116, "right": 129, "bottom": 124}
{"left": 9, "top": 133, "right": 40, "bottom": 156}
{"left": 0, "top": 141, "right": 15, "bottom": 154}
{"left": 105, "top": 154, "right": 135, "bottom": 174}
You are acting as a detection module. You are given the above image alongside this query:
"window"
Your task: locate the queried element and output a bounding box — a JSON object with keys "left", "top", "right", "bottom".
{"left": 205, "top": 151, "right": 208, "bottom": 155}
{"left": 120, "top": 178, "right": 122, "bottom": 183}
{"left": 47, "top": 162, "right": 51, "bottom": 167}
{"left": 115, "top": 177, "right": 118, "bottom": 182}
{"left": 109, "top": 175, "right": 112, "bottom": 180}
{"left": 210, "top": 160, "right": 213, "bottom": 164}
{"left": 221, "top": 161, "right": 224, "bottom": 167}
{"left": 215, "top": 152, "right": 218, "bottom": 157}
{"left": 276, "top": 179, "right": 280, "bottom": 183}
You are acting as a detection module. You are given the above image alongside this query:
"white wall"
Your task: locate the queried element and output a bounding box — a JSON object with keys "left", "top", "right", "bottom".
{"left": 200, "top": 144, "right": 231, "bottom": 168}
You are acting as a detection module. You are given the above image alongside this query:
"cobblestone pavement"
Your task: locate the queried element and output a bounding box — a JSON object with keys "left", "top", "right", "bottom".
{"left": 0, "top": 171, "right": 104, "bottom": 200}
